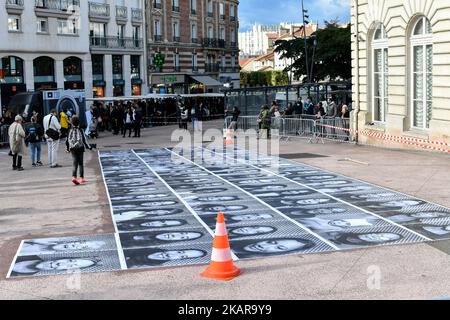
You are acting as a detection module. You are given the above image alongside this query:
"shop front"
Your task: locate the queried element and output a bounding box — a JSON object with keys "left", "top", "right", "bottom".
{"left": 0, "top": 56, "right": 27, "bottom": 106}
{"left": 113, "top": 79, "right": 125, "bottom": 97}
{"left": 93, "top": 80, "right": 106, "bottom": 98}
{"left": 150, "top": 74, "right": 186, "bottom": 94}
{"left": 189, "top": 75, "right": 223, "bottom": 93}
{"left": 63, "top": 57, "right": 84, "bottom": 90}
{"left": 132, "top": 79, "right": 143, "bottom": 96}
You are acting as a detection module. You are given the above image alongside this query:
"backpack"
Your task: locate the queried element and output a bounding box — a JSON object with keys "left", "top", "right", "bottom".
{"left": 68, "top": 128, "right": 84, "bottom": 150}
{"left": 25, "top": 125, "right": 40, "bottom": 144}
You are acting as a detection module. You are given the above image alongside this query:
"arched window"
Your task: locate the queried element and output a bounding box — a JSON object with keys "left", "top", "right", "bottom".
{"left": 372, "top": 23, "right": 388, "bottom": 122}
{"left": 33, "top": 56, "right": 55, "bottom": 84}
{"left": 63, "top": 56, "right": 83, "bottom": 82}
{"left": 0, "top": 56, "right": 24, "bottom": 84}
{"left": 410, "top": 16, "right": 432, "bottom": 129}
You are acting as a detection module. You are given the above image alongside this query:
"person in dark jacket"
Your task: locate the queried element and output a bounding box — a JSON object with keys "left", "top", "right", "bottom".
{"left": 123, "top": 106, "right": 134, "bottom": 138}
{"left": 228, "top": 106, "right": 241, "bottom": 130}
{"left": 283, "top": 103, "right": 294, "bottom": 117}
{"left": 110, "top": 105, "right": 121, "bottom": 135}
{"left": 133, "top": 106, "right": 143, "bottom": 138}
{"left": 303, "top": 97, "right": 315, "bottom": 116}
{"left": 66, "top": 116, "right": 92, "bottom": 185}
{"left": 314, "top": 102, "right": 326, "bottom": 118}
{"left": 294, "top": 98, "right": 303, "bottom": 116}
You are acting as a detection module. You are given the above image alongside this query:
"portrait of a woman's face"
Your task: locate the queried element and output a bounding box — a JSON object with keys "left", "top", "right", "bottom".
{"left": 117, "top": 219, "right": 188, "bottom": 232}
{"left": 230, "top": 213, "right": 274, "bottom": 221}
{"left": 189, "top": 196, "right": 239, "bottom": 202}
{"left": 231, "top": 238, "right": 318, "bottom": 258}
{"left": 147, "top": 250, "right": 205, "bottom": 261}
{"left": 193, "top": 204, "right": 249, "bottom": 214}
{"left": 124, "top": 248, "right": 209, "bottom": 268}
{"left": 230, "top": 226, "right": 276, "bottom": 236}
{"left": 36, "top": 258, "right": 97, "bottom": 271}
{"left": 332, "top": 232, "right": 405, "bottom": 248}
{"left": 11, "top": 257, "right": 103, "bottom": 276}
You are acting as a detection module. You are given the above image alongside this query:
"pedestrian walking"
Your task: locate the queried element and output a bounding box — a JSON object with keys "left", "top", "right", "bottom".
{"left": 25, "top": 115, "right": 44, "bottom": 167}
{"left": 133, "top": 106, "right": 142, "bottom": 138}
{"left": 257, "top": 105, "right": 272, "bottom": 138}
{"left": 180, "top": 106, "right": 188, "bottom": 130}
{"left": 191, "top": 103, "right": 199, "bottom": 131}
{"left": 66, "top": 116, "right": 93, "bottom": 185}
{"left": 228, "top": 106, "right": 240, "bottom": 130}
{"left": 9, "top": 115, "right": 26, "bottom": 171}
{"left": 43, "top": 109, "right": 61, "bottom": 168}
{"left": 123, "top": 106, "right": 134, "bottom": 138}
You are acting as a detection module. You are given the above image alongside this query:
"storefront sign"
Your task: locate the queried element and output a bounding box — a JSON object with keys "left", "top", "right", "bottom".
{"left": 113, "top": 79, "right": 125, "bottom": 86}
{"left": 152, "top": 74, "right": 185, "bottom": 84}
{"left": 131, "top": 78, "right": 143, "bottom": 85}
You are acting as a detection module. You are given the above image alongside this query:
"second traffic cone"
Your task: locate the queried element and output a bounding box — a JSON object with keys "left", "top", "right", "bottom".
{"left": 201, "top": 212, "right": 240, "bottom": 281}
{"left": 224, "top": 129, "right": 233, "bottom": 145}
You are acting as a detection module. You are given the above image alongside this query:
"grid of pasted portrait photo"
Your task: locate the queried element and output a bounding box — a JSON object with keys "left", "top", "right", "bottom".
{"left": 8, "top": 234, "right": 122, "bottom": 278}
{"left": 9, "top": 147, "right": 450, "bottom": 277}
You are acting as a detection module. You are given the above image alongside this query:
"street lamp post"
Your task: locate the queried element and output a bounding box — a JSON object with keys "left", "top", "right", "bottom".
{"left": 301, "top": 0, "right": 310, "bottom": 83}
{"left": 310, "top": 36, "right": 318, "bottom": 83}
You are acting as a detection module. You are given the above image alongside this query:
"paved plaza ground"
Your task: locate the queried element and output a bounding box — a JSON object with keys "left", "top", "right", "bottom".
{"left": 1, "top": 120, "right": 450, "bottom": 299}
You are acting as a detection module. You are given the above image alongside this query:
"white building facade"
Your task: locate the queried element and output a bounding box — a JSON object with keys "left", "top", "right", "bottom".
{"left": 89, "top": 0, "right": 147, "bottom": 97}
{"left": 0, "top": 0, "right": 91, "bottom": 107}
{"left": 351, "top": 0, "right": 450, "bottom": 147}
{"left": 0, "top": 0, "right": 147, "bottom": 107}
{"left": 238, "top": 24, "right": 280, "bottom": 57}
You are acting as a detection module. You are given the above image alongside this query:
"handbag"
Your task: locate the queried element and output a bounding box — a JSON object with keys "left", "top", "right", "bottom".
{"left": 45, "top": 115, "right": 60, "bottom": 140}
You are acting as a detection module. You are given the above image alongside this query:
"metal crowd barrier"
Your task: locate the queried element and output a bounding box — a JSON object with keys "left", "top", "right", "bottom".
{"left": 0, "top": 125, "right": 10, "bottom": 146}
{"left": 224, "top": 116, "right": 352, "bottom": 143}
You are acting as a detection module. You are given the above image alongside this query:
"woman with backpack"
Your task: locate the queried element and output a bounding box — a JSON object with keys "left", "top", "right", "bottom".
{"left": 25, "top": 115, "right": 44, "bottom": 167}
{"left": 8, "top": 115, "right": 26, "bottom": 171}
{"left": 66, "top": 116, "right": 93, "bottom": 185}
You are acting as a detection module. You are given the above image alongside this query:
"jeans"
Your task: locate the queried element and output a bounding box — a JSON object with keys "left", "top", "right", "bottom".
{"left": 71, "top": 149, "right": 84, "bottom": 178}
{"left": 29, "top": 142, "right": 41, "bottom": 164}
{"left": 47, "top": 139, "right": 59, "bottom": 167}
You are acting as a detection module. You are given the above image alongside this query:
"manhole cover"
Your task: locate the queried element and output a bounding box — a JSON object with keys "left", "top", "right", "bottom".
{"left": 103, "top": 145, "right": 122, "bottom": 148}
{"left": 280, "top": 153, "right": 328, "bottom": 159}
{"left": 127, "top": 142, "right": 144, "bottom": 145}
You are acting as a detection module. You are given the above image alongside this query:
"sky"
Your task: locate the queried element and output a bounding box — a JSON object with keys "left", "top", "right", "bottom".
{"left": 238, "top": 0, "right": 351, "bottom": 31}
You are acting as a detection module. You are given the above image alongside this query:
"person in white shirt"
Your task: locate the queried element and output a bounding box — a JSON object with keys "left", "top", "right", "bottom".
{"left": 43, "top": 109, "right": 61, "bottom": 168}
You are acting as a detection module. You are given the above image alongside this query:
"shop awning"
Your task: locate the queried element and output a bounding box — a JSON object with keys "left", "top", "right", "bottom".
{"left": 190, "top": 75, "right": 223, "bottom": 86}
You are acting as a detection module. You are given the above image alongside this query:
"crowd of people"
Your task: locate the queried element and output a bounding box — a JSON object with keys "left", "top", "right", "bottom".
{"left": 223, "top": 96, "right": 351, "bottom": 139}
{"left": 5, "top": 109, "right": 92, "bottom": 185}
{"left": 86, "top": 97, "right": 225, "bottom": 136}
{"left": 260, "top": 96, "right": 351, "bottom": 120}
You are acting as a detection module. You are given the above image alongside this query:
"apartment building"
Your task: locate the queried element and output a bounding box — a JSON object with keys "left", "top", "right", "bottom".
{"left": 145, "top": 0, "right": 240, "bottom": 93}
{"left": 89, "top": 0, "right": 146, "bottom": 97}
{"left": 0, "top": 0, "right": 91, "bottom": 106}
{"left": 0, "top": 0, "right": 147, "bottom": 107}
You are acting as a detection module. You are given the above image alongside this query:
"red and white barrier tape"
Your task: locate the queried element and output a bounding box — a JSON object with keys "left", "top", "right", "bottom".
{"left": 317, "top": 123, "right": 450, "bottom": 153}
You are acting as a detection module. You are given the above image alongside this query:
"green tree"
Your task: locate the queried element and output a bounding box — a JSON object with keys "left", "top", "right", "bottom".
{"left": 274, "top": 21, "right": 351, "bottom": 82}
{"left": 239, "top": 70, "right": 289, "bottom": 87}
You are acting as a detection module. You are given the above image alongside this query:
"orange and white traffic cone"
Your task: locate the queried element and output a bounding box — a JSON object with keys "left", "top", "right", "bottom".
{"left": 201, "top": 212, "right": 240, "bottom": 281}
{"left": 224, "top": 129, "right": 233, "bottom": 145}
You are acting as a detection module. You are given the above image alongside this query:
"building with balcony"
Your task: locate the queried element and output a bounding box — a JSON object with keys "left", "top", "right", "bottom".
{"left": 145, "top": 0, "right": 240, "bottom": 94}
{"left": 351, "top": 0, "right": 450, "bottom": 149}
{"left": 89, "top": 0, "right": 146, "bottom": 97}
{"left": 0, "top": 0, "right": 92, "bottom": 106}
